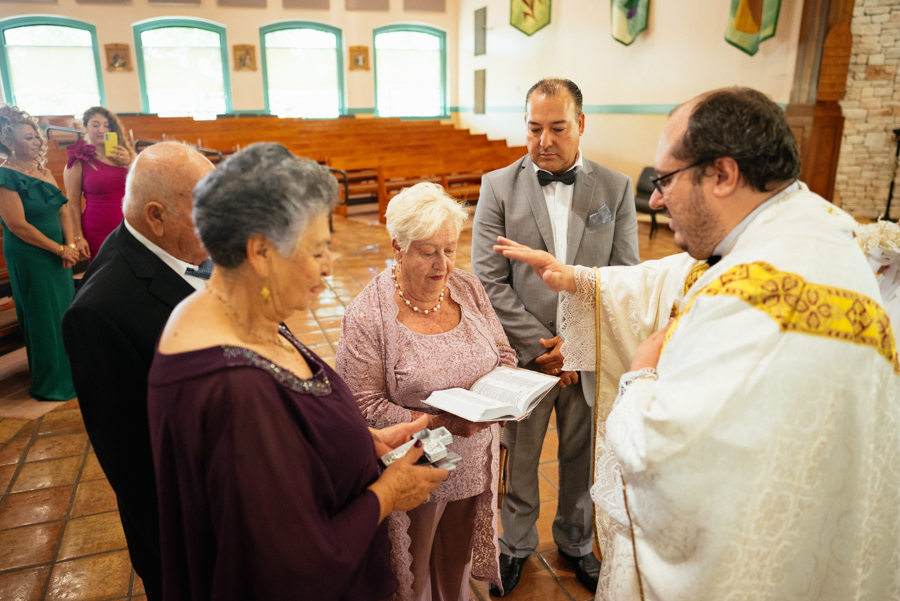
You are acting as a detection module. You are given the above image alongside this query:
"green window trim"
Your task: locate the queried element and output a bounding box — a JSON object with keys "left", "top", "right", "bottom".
{"left": 373, "top": 23, "right": 447, "bottom": 119}
{"left": 0, "top": 15, "right": 106, "bottom": 111}
{"left": 259, "top": 21, "right": 346, "bottom": 118}
{"left": 132, "top": 17, "right": 233, "bottom": 116}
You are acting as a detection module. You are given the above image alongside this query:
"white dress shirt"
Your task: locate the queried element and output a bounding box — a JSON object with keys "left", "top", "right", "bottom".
{"left": 533, "top": 149, "right": 584, "bottom": 337}
{"left": 124, "top": 218, "right": 207, "bottom": 291}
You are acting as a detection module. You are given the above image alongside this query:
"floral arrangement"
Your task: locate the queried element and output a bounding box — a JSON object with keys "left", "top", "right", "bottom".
{"left": 855, "top": 220, "right": 900, "bottom": 253}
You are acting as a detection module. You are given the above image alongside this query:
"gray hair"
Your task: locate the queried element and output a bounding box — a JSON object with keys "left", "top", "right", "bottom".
{"left": 193, "top": 143, "right": 338, "bottom": 269}
{"left": 385, "top": 182, "right": 468, "bottom": 252}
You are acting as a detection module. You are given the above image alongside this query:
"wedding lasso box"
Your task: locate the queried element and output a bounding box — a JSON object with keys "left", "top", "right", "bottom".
{"left": 380, "top": 427, "right": 462, "bottom": 471}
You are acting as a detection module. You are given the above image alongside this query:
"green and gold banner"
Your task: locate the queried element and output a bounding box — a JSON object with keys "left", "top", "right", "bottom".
{"left": 510, "top": 0, "right": 551, "bottom": 36}
{"left": 611, "top": 0, "right": 650, "bottom": 46}
{"left": 725, "top": 0, "right": 781, "bottom": 56}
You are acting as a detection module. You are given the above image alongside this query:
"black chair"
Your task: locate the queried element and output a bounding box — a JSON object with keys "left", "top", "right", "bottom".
{"left": 634, "top": 166, "right": 664, "bottom": 239}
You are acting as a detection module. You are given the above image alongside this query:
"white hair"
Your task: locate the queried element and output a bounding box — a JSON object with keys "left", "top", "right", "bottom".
{"left": 385, "top": 182, "right": 468, "bottom": 252}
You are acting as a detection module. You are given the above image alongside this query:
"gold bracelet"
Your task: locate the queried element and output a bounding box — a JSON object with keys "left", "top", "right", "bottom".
{"left": 57, "top": 244, "right": 65, "bottom": 256}
{"left": 67, "top": 243, "right": 76, "bottom": 249}
{"left": 74, "top": 236, "right": 82, "bottom": 243}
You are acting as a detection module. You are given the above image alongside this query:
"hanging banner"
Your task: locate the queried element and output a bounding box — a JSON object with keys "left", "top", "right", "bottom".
{"left": 725, "top": 0, "right": 781, "bottom": 56}
{"left": 611, "top": 0, "right": 650, "bottom": 46}
{"left": 510, "top": 0, "right": 551, "bottom": 36}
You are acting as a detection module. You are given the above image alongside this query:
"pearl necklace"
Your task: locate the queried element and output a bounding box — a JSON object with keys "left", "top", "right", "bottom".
{"left": 391, "top": 263, "right": 444, "bottom": 315}
{"left": 205, "top": 286, "right": 297, "bottom": 355}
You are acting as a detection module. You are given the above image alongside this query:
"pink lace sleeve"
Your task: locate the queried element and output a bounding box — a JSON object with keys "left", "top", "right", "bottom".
{"left": 335, "top": 295, "right": 415, "bottom": 429}
{"left": 559, "top": 265, "right": 597, "bottom": 371}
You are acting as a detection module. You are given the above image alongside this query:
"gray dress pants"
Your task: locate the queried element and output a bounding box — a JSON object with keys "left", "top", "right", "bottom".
{"left": 498, "top": 366, "right": 594, "bottom": 558}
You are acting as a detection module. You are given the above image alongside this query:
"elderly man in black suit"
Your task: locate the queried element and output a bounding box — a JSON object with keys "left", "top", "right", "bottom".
{"left": 62, "top": 142, "right": 213, "bottom": 601}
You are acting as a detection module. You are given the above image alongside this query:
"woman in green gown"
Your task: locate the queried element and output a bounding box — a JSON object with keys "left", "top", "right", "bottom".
{"left": 0, "top": 105, "right": 78, "bottom": 401}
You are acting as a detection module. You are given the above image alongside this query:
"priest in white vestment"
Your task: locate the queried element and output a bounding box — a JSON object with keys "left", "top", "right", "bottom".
{"left": 495, "top": 87, "right": 900, "bottom": 601}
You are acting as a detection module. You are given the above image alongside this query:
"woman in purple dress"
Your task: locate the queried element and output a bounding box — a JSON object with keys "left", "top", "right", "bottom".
{"left": 64, "top": 107, "right": 134, "bottom": 261}
{"left": 337, "top": 183, "right": 517, "bottom": 600}
{"left": 147, "top": 143, "right": 447, "bottom": 601}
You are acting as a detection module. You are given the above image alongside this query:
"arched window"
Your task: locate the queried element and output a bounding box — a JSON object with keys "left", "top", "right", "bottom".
{"left": 134, "top": 18, "right": 232, "bottom": 120}
{"left": 373, "top": 25, "right": 446, "bottom": 118}
{"left": 0, "top": 16, "right": 105, "bottom": 116}
{"left": 260, "top": 22, "right": 344, "bottom": 119}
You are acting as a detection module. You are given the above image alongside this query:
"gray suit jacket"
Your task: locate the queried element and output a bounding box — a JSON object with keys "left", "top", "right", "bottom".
{"left": 471, "top": 154, "right": 640, "bottom": 372}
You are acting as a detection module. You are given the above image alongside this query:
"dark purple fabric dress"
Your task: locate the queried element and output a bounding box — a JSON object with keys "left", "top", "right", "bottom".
{"left": 147, "top": 327, "right": 397, "bottom": 601}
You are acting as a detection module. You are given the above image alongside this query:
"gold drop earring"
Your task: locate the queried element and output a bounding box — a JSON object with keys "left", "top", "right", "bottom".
{"left": 260, "top": 284, "right": 271, "bottom": 303}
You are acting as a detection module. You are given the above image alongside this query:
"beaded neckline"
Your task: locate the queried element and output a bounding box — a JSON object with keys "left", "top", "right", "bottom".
{"left": 221, "top": 325, "right": 332, "bottom": 397}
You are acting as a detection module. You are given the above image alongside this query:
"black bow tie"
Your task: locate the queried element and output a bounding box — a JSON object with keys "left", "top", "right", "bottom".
{"left": 537, "top": 170, "right": 576, "bottom": 186}
{"left": 706, "top": 255, "right": 722, "bottom": 267}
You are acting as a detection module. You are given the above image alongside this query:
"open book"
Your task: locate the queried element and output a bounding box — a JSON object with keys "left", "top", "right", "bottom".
{"left": 422, "top": 366, "right": 559, "bottom": 422}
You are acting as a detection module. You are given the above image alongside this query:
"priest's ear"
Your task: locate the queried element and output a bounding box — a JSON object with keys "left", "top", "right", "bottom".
{"left": 710, "top": 157, "right": 741, "bottom": 198}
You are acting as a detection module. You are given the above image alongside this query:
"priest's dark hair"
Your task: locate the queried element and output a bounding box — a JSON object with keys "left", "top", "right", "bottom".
{"left": 673, "top": 87, "right": 800, "bottom": 193}
{"left": 193, "top": 142, "right": 337, "bottom": 269}
{"left": 525, "top": 78, "right": 584, "bottom": 118}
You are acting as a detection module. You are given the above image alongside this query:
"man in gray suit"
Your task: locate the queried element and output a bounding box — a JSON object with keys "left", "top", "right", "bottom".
{"left": 472, "top": 78, "right": 639, "bottom": 596}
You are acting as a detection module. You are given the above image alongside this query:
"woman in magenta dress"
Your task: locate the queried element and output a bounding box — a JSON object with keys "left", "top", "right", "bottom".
{"left": 64, "top": 107, "right": 134, "bottom": 261}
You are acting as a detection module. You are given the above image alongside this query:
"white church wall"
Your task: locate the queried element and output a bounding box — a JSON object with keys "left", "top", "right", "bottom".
{"left": 455, "top": 0, "right": 805, "bottom": 191}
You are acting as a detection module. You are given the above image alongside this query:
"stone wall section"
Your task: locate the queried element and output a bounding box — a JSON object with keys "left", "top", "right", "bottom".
{"left": 835, "top": 0, "right": 900, "bottom": 218}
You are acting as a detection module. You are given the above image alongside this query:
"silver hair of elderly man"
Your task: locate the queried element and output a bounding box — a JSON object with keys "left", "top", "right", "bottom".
{"left": 385, "top": 182, "right": 469, "bottom": 252}
{"left": 192, "top": 142, "right": 338, "bottom": 269}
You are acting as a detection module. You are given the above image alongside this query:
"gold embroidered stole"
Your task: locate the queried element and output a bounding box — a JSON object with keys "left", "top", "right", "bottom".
{"left": 662, "top": 261, "right": 899, "bottom": 373}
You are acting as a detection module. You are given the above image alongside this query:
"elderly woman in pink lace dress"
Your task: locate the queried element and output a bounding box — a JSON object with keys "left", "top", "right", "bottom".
{"left": 337, "top": 182, "right": 516, "bottom": 600}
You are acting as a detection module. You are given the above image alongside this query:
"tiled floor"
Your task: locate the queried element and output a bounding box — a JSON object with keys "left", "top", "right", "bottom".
{"left": 0, "top": 212, "right": 681, "bottom": 601}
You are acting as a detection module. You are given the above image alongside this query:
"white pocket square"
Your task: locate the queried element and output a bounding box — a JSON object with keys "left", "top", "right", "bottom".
{"left": 587, "top": 205, "right": 613, "bottom": 227}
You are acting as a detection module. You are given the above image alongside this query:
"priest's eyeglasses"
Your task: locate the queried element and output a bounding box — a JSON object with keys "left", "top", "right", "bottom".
{"left": 651, "top": 161, "right": 703, "bottom": 195}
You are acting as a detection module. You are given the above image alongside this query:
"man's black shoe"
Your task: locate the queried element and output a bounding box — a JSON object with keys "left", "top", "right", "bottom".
{"left": 557, "top": 549, "right": 601, "bottom": 593}
{"left": 488, "top": 553, "right": 528, "bottom": 597}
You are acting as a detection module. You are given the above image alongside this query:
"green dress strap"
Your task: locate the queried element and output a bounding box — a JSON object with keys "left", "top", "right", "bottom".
{"left": 0, "top": 167, "right": 69, "bottom": 207}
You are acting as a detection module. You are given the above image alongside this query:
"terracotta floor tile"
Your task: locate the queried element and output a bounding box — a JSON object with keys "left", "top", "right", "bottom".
{"left": 131, "top": 571, "right": 145, "bottom": 595}
{"left": 0, "top": 487, "right": 73, "bottom": 529}
{"left": 54, "top": 399, "right": 80, "bottom": 411}
{"left": 470, "top": 555, "right": 570, "bottom": 600}
{"left": 0, "top": 438, "right": 29, "bottom": 466}
{"left": 316, "top": 316, "right": 344, "bottom": 330}
{"left": 0, "top": 565, "right": 50, "bottom": 601}
{"left": 46, "top": 550, "right": 132, "bottom": 601}
{"left": 79, "top": 454, "right": 105, "bottom": 481}
{"left": 299, "top": 332, "right": 327, "bottom": 346}
{"left": 312, "top": 306, "right": 345, "bottom": 318}
{"left": 11, "top": 456, "right": 82, "bottom": 493}
{"left": 0, "top": 464, "right": 15, "bottom": 493}
{"left": 539, "top": 549, "right": 596, "bottom": 601}
{"left": 132, "top": 596, "right": 147, "bottom": 601}
{"left": 0, "top": 418, "right": 31, "bottom": 444}
{"left": 25, "top": 433, "right": 89, "bottom": 463}
{"left": 535, "top": 499, "right": 558, "bottom": 553}
{"left": 57, "top": 512, "right": 127, "bottom": 561}
{"left": 538, "top": 471, "right": 558, "bottom": 503}
{"left": 70, "top": 480, "right": 118, "bottom": 518}
{"left": 37, "top": 411, "right": 85, "bottom": 436}
{"left": 538, "top": 463, "right": 558, "bottom": 491}
{"left": 539, "top": 429, "right": 558, "bottom": 464}
{"left": 0, "top": 521, "right": 63, "bottom": 571}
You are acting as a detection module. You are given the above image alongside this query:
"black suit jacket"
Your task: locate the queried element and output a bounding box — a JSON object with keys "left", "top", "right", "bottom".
{"left": 62, "top": 222, "right": 194, "bottom": 599}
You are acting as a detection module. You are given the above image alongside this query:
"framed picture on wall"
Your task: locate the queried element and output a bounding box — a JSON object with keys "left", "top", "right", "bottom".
{"left": 349, "top": 46, "right": 369, "bottom": 71}
{"left": 104, "top": 44, "right": 132, "bottom": 71}
{"left": 234, "top": 45, "right": 257, "bottom": 71}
